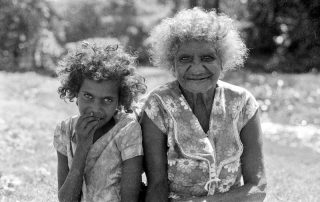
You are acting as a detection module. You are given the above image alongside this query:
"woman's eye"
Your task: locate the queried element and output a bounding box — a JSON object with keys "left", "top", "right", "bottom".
{"left": 201, "top": 55, "right": 215, "bottom": 62}
{"left": 179, "top": 56, "right": 193, "bottom": 63}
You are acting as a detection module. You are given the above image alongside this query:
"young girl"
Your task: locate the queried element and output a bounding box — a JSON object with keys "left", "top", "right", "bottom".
{"left": 53, "top": 42, "right": 146, "bottom": 202}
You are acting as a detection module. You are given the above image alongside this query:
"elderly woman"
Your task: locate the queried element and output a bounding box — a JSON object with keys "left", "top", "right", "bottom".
{"left": 141, "top": 7, "right": 267, "bottom": 202}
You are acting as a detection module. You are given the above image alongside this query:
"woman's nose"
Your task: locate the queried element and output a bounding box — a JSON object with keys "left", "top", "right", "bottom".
{"left": 190, "top": 57, "right": 206, "bottom": 72}
{"left": 193, "top": 56, "right": 201, "bottom": 65}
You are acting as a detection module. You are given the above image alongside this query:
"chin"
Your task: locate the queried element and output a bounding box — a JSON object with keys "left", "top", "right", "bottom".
{"left": 185, "top": 82, "right": 214, "bottom": 93}
{"left": 97, "top": 118, "right": 109, "bottom": 128}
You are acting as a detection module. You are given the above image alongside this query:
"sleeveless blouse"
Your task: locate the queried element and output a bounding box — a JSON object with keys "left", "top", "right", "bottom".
{"left": 143, "top": 80, "right": 259, "bottom": 199}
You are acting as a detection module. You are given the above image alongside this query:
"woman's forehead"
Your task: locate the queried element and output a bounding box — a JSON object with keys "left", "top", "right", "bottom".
{"left": 176, "top": 40, "right": 217, "bottom": 54}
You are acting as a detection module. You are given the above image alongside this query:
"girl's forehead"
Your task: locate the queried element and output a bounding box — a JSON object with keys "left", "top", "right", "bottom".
{"left": 80, "top": 79, "right": 119, "bottom": 97}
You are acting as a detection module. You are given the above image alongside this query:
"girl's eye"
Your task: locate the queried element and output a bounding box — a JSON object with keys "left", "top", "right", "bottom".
{"left": 201, "top": 55, "right": 215, "bottom": 62}
{"left": 104, "top": 98, "right": 113, "bottom": 103}
{"left": 178, "top": 55, "right": 193, "bottom": 63}
{"left": 83, "top": 93, "right": 93, "bottom": 100}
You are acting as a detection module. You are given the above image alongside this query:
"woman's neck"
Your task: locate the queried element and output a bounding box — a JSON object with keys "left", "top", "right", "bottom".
{"left": 179, "top": 86, "right": 215, "bottom": 112}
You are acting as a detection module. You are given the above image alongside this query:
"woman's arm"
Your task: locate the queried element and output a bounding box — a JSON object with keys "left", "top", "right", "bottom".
{"left": 141, "top": 113, "right": 169, "bottom": 202}
{"left": 172, "top": 110, "right": 267, "bottom": 202}
{"left": 121, "top": 156, "right": 143, "bottom": 202}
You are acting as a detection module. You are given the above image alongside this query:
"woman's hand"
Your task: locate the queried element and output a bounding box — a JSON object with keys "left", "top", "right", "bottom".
{"left": 75, "top": 113, "right": 99, "bottom": 149}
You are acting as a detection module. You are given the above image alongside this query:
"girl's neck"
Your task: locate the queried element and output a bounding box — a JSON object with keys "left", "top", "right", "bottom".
{"left": 93, "top": 117, "right": 115, "bottom": 143}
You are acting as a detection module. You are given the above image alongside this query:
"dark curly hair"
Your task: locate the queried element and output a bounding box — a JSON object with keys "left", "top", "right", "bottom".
{"left": 57, "top": 41, "right": 147, "bottom": 112}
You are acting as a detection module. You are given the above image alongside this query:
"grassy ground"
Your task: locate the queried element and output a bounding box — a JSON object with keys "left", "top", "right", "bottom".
{"left": 0, "top": 68, "right": 319, "bottom": 202}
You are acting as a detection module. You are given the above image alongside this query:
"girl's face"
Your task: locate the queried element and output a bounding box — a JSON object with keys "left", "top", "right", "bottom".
{"left": 77, "top": 79, "right": 119, "bottom": 128}
{"left": 173, "top": 40, "right": 222, "bottom": 93}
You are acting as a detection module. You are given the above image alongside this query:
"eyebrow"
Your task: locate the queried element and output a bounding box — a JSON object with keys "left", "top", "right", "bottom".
{"left": 80, "top": 91, "right": 116, "bottom": 99}
{"left": 177, "top": 54, "right": 193, "bottom": 58}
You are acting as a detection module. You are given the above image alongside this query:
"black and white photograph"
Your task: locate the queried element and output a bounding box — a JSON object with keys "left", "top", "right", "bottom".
{"left": 0, "top": 0, "right": 319, "bottom": 201}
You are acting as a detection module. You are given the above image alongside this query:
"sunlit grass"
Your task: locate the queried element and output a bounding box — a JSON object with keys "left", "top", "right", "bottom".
{"left": 0, "top": 68, "right": 319, "bottom": 201}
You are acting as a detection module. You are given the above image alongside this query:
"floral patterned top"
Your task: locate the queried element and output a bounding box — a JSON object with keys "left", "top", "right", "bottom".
{"left": 53, "top": 112, "right": 143, "bottom": 202}
{"left": 143, "top": 80, "right": 259, "bottom": 199}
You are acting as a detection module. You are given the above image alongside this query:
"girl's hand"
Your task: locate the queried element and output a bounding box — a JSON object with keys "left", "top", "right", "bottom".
{"left": 75, "top": 113, "right": 99, "bottom": 149}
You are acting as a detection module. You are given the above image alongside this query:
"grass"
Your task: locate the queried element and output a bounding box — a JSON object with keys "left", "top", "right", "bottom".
{"left": 0, "top": 68, "right": 319, "bottom": 202}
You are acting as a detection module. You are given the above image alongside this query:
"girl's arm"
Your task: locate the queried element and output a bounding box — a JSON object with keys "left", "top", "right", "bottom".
{"left": 172, "top": 111, "right": 267, "bottom": 202}
{"left": 141, "top": 113, "right": 169, "bottom": 202}
{"left": 57, "top": 114, "right": 98, "bottom": 202}
{"left": 121, "top": 156, "right": 143, "bottom": 202}
{"left": 57, "top": 145, "right": 90, "bottom": 202}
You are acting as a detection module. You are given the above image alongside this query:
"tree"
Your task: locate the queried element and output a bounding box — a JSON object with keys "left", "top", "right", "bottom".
{"left": 56, "top": 0, "right": 172, "bottom": 65}
{"left": 188, "top": 0, "right": 220, "bottom": 10}
{"left": 0, "top": 0, "right": 63, "bottom": 71}
{"left": 247, "top": 0, "right": 320, "bottom": 72}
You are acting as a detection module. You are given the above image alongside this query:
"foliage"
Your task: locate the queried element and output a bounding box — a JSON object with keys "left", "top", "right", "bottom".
{"left": 246, "top": 0, "right": 320, "bottom": 72}
{"left": 0, "top": 0, "right": 64, "bottom": 72}
{"left": 55, "top": 0, "right": 171, "bottom": 64}
{"left": 0, "top": 0, "right": 318, "bottom": 73}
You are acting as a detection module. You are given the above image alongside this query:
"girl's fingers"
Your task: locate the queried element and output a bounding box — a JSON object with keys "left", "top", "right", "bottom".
{"left": 87, "top": 122, "right": 99, "bottom": 137}
{"left": 83, "top": 120, "right": 99, "bottom": 133}
{"left": 78, "top": 116, "right": 98, "bottom": 129}
{"left": 76, "top": 114, "right": 90, "bottom": 127}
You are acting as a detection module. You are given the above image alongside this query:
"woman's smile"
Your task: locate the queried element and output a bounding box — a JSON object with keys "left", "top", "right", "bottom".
{"left": 174, "top": 40, "right": 221, "bottom": 93}
{"left": 184, "top": 74, "right": 213, "bottom": 80}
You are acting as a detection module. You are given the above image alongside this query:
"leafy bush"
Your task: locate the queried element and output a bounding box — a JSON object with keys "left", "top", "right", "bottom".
{"left": 0, "top": 0, "right": 64, "bottom": 72}
{"left": 246, "top": 0, "right": 320, "bottom": 72}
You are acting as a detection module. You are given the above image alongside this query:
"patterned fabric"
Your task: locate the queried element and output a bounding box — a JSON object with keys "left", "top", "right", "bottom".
{"left": 53, "top": 112, "right": 143, "bottom": 202}
{"left": 143, "top": 80, "right": 259, "bottom": 199}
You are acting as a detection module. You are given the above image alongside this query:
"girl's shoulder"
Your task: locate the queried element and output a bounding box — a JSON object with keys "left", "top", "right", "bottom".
{"left": 114, "top": 111, "right": 140, "bottom": 129}
{"left": 53, "top": 115, "right": 79, "bottom": 155}
{"left": 59, "top": 115, "right": 79, "bottom": 136}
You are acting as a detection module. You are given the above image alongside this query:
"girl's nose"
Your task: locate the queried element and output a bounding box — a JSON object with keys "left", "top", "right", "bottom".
{"left": 91, "top": 100, "right": 104, "bottom": 117}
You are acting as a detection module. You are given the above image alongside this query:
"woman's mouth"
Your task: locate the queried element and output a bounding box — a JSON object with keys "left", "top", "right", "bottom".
{"left": 185, "top": 74, "right": 213, "bottom": 80}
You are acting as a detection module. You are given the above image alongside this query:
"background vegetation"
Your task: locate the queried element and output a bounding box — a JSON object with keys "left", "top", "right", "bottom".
{"left": 0, "top": 0, "right": 319, "bottom": 74}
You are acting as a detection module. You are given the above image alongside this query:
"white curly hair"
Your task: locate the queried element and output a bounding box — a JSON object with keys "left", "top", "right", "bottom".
{"left": 147, "top": 7, "right": 248, "bottom": 73}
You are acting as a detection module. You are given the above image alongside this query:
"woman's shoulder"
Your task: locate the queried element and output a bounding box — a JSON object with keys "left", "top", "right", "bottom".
{"left": 148, "top": 80, "right": 178, "bottom": 96}
{"left": 218, "top": 80, "right": 254, "bottom": 98}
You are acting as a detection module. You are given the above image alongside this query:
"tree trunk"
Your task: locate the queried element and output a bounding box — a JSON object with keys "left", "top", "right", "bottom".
{"left": 203, "top": 0, "right": 220, "bottom": 11}
{"left": 189, "top": 0, "right": 198, "bottom": 8}
{"left": 172, "top": 0, "right": 181, "bottom": 14}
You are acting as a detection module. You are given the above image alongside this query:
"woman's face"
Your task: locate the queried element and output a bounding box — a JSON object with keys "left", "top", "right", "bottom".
{"left": 77, "top": 79, "right": 119, "bottom": 128}
{"left": 173, "top": 40, "right": 222, "bottom": 93}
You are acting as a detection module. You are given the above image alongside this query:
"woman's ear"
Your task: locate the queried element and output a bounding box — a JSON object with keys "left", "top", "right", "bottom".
{"left": 171, "top": 63, "right": 177, "bottom": 77}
